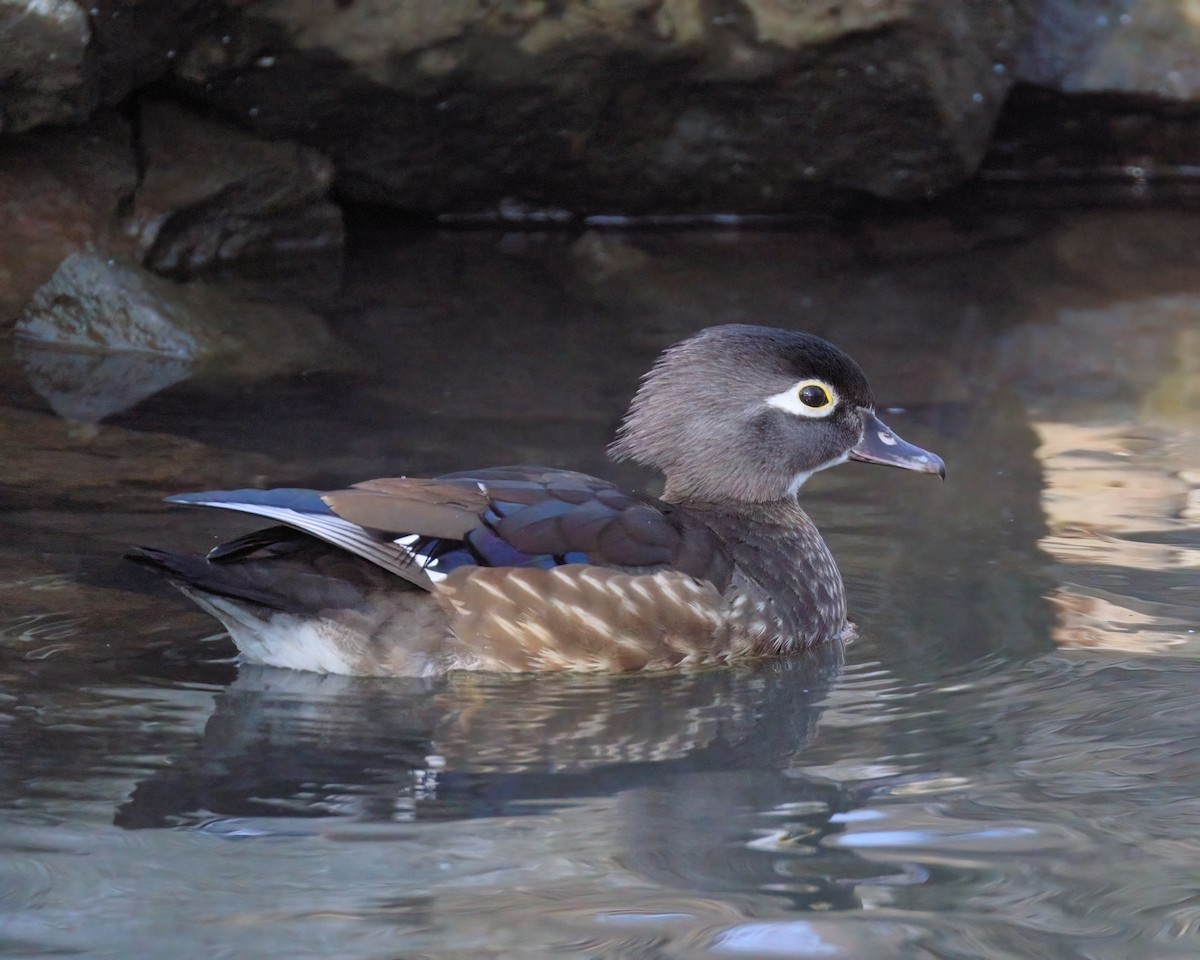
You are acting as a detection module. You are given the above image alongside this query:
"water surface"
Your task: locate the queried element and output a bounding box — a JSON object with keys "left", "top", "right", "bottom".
{"left": 1, "top": 208, "right": 1197, "bottom": 958}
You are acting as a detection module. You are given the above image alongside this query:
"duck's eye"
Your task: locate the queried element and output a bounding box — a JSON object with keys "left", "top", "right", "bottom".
{"left": 765, "top": 378, "right": 840, "bottom": 418}
{"left": 799, "top": 383, "right": 831, "bottom": 408}
{"left": 797, "top": 381, "right": 834, "bottom": 410}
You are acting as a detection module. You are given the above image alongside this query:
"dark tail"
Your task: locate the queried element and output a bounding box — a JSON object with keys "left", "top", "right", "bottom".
{"left": 125, "top": 546, "right": 294, "bottom": 610}
{"left": 126, "top": 546, "right": 211, "bottom": 579}
{"left": 126, "top": 537, "right": 405, "bottom": 614}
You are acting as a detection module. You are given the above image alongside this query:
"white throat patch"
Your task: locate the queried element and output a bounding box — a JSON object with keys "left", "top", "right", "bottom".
{"left": 787, "top": 451, "right": 850, "bottom": 495}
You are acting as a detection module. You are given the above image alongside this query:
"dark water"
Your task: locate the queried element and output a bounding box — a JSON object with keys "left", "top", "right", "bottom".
{"left": 2, "top": 209, "right": 1198, "bottom": 958}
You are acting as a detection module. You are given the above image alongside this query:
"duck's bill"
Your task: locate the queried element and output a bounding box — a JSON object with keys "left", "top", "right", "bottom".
{"left": 850, "top": 409, "right": 945, "bottom": 478}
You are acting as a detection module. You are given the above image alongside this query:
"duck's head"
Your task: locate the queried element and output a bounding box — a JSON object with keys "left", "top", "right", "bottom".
{"left": 609, "top": 324, "right": 945, "bottom": 504}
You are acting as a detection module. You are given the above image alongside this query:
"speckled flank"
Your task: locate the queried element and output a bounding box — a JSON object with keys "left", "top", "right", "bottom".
{"left": 437, "top": 565, "right": 734, "bottom": 671}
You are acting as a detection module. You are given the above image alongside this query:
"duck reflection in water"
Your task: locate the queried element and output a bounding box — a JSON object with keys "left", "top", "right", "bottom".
{"left": 114, "top": 647, "right": 844, "bottom": 830}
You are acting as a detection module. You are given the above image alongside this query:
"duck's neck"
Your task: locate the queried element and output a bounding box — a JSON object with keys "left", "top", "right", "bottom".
{"left": 677, "top": 496, "right": 848, "bottom": 653}
{"left": 673, "top": 494, "right": 812, "bottom": 529}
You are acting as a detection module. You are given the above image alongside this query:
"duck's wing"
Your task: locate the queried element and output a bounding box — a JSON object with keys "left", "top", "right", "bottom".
{"left": 166, "top": 486, "right": 447, "bottom": 588}
{"left": 167, "top": 467, "right": 729, "bottom": 591}
{"left": 331, "top": 467, "right": 729, "bottom": 584}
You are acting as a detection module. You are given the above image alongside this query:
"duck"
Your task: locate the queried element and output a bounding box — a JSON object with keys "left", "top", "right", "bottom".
{"left": 128, "top": 324, "right": 944, "bottom": 677}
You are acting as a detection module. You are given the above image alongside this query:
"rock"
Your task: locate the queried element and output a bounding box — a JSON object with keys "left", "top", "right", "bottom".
{"left": 1016, "top": 0, "right": 1200, "bottom": 100}
{"left": 0, "top": 98, "right": 343, "bottom": 326}
{"left": 13, "top": 343, "right": 196, "bottom": 426}
{"left": 5, "top": 1, "right": 1200, "bottom": 219}
{"left": 988, "top": 213, "right": 1200, "bottom": 423}
{"left": 0, "top": 404, "right": 276, "bottom": 504}
{"left": 994, "top": 293, "right": 1200, "bottom": 411}
{"left": 0, "top": 102, "right": 341, "bottom": 332}
{"left": 0, "top": 111, "right": 136, "bottom": 323}
{"left": 980, "top": 83, "right": 1200, "bottom": 194}
{"left": 0, "top": 0, "right": 221, "bottom": 132}
{"left": 13, "top": 252, "right": 361, "bottom": 422}
{"left": 569, "top": 232, "right": 652, "bottom": 284}
{"left": 131, "top": 99, "right": 344, "bottom": 277}
{"left": 172, "top": 0, "right": 1017, "bottom": 212}
{"left": 0, "top": 0, "right": 91, "bottom": 131}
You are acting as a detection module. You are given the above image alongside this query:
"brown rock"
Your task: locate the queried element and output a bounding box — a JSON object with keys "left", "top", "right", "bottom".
{"left": 0, "top": 405, "right": 276, "bottom": 503}
{"left": 0, "top": 111, "right": 136, "bottom": 323}
{"left": 131, "top": 99, "right": 344, "bottom": 277}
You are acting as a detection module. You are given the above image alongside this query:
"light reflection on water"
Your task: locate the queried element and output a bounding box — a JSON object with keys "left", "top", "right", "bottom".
{"left": 1, "top": 209, "right": 1199, "bottom": 958}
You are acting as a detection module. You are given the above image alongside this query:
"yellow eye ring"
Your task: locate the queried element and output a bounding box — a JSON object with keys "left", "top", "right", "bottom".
{"left": 765, "top": 378, "right": 839, "bottom": 418}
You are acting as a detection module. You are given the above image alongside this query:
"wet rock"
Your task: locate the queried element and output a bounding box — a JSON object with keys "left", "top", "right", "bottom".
{"left": 990, "top": 213, "right": 1200, "bottom": 411}
{"left": 131, "top": 99, "right": 343, "bottom": 277}
{"left": 14, "top": 342, "right": 194, "bottom": 425}
{"left": 861, "top": 212, "right": 1036, "bottom": 261}
{"left": 568, "top": 232, "right": 652, "bottom": 284}
{"left": 994, "top": 292, "right": 1200, "bottom": 413}
{"left": 13, "top": 252, "right": 361, "bottom": 422}
{"left": 173, "top": 0, "right": 1017, "bottom": 212}
{"left": 0, "top": 111, "right": 136, "bottom": 323}
{"left": 1050, "top": 210, "right": 1200, "bottom": 297}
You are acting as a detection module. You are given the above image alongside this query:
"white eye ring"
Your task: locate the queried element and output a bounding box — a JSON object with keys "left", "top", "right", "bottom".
{"left": 765, "top": 378, "right": 839, "bottom": 419}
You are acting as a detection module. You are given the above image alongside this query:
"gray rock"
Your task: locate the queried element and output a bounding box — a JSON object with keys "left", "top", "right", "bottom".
{"left": 14, "top": 341, "right": 195, "bottom": 424}
{"left": 1016, "top": 0, "right": 1200, "bottom": 100}
{"left": 14, "top": 252, "right": 361, "bottom": 422}
{"left": 0, "top": 100, "right": 342, "bottom": 327}
{"left": 3, "top": 1, "right": 1199, "bottom": 216}
{"left": 171, "top": 0, "right": 1017, "bottom": 211}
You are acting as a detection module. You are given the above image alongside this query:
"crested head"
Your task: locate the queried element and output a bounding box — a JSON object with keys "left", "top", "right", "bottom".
{"left": 609, "top": 325, "right": 878, "bottom": 504}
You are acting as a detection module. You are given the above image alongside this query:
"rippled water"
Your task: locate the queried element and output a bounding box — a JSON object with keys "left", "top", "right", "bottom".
{"left": 1, "top": 208, "right": 1198, "bottom": 958}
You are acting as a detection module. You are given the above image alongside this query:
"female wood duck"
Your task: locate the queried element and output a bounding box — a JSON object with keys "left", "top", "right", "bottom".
{"left": 130, "top": 324, "right": 944, "bottom": 676}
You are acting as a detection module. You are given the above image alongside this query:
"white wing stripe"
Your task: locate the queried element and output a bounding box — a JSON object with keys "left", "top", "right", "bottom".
{"left": 190, "top": 501, "right": 431, "bottom": 586}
